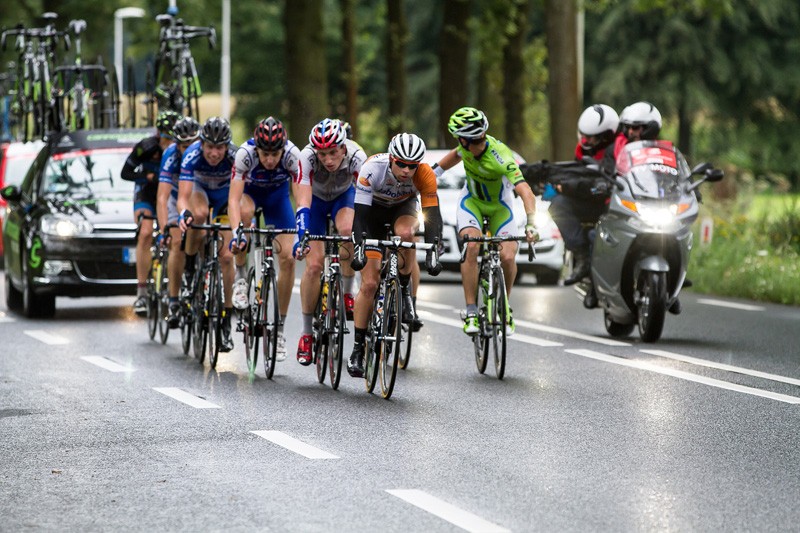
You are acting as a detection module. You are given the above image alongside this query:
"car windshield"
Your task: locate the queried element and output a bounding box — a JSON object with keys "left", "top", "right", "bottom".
{"left": 42, "top": 148, "right": 127, "bottom": 198}
{"left": 614, "top": 140, "right": 691, "bottom": 200}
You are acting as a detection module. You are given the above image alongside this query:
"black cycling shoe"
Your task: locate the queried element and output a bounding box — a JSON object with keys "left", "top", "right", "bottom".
{"left": 347, "top": 343, "right": 365, "bottom": 378}
{"left": 167, "top": 302, "right": 181, "bottom": 329}
{"left": 220, "top": 318, "right": 234, "bottom": 352}
{"left": 401, "top": 286, "right": 415, "bottom": 324}
{"left": 411, "top": 316, "right": 424, "bottom": 332}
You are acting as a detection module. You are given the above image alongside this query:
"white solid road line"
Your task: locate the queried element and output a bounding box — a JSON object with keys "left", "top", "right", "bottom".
{"left": 386, "top": 489, "right": 510, "bottom": 533}
{"left": 566, "top": 349, "right": 800, "bottom": 404}
{"left": 697, "top": 298, "right": 765, "bottom": 311}
{"left": 23, "top": 330, "right": 69, "bottom": 345}
{"left": 251, "top": 430, "right": 339, "bottom": 459}
{"left": 153, "top": 387, "right": 221, "bottom": 409}
{"left": 417, "top": 309, "right": 562, "bottom": 347}
{"left": 81, "top": 356, "right": 134, "bottom": 373}
{"left": 641, "top": 349, "right": 800, "bottom": 387}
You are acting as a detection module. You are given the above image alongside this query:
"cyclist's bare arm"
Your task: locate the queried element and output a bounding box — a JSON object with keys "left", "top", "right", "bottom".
{"left": 435, "top": 149, "right": 461, "bottom": 172}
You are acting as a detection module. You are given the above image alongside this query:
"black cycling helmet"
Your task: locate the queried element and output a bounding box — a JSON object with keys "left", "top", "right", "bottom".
{"left": 253, "top": 117, "right": 287, "bottom": 151}
{"left": 156, "top": 110, "right": 182, "bottom": 136}
{"left": 172, "top": 117, "right": 201, "bottom": 143}
{"left": 200, "top": 116, "right": 232, "bottom": 145}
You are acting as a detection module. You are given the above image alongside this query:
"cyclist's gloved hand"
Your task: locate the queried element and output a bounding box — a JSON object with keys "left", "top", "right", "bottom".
{"left": 426, "top": 249, "right": 442, "bottom": 276}
{"left": 525, "top": 224, "right": 539, "bottom": 243}
{"left": 351, "top": 243, "right": 366, "bottom": 271}
{"left": 295, "top": 207, "right": 310, "bottom": 241}
{"left": 292, "top": 237, "right": 309, "bottom": 260}
{"left": 229, "top": 229, "right": 247, "bottom": 254}
{"left": 179, "top": 209, "right": 193, "bottom": 232}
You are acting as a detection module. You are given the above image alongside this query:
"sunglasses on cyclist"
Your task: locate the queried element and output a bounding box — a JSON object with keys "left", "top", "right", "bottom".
{"left": 459, "top": 136, "right": 486, "bottom": 146}
{"left": 393, "top": 158, "right": 418, "bottom": 170}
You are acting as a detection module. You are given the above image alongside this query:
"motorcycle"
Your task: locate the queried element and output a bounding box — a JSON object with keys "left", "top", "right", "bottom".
{"left": 574, "top": 140, "right": 724, "bottom": 342}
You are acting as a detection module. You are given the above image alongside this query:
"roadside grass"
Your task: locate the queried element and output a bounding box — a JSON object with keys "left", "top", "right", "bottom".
{"left": 690, "top": 193, "right": 800, "bottom": 305}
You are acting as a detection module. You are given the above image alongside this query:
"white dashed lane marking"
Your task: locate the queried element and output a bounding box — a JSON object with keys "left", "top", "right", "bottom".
{"left": 697, "top": 298, "right": 765, "bottom": 311}
{"left": 153, "top": 387, "right": 221, "bottom": 409}
{"left": 23, "top": 330, "right": 69, "bottom": 345}
{"left": 81, "top": 356, "right": 134, "bottom": 373}
{"left": 566, "top": 349, "right": 800, "bottom": 404}
{"left": 386, "top": 489, "right": 510, "bottom": 533}
{"left": 251, "top": 430, "right": 339, "bottom": 459}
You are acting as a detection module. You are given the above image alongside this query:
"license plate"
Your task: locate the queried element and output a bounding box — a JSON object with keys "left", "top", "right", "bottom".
{"left": 122, "top": 247, "right": 137, "bottom": 264}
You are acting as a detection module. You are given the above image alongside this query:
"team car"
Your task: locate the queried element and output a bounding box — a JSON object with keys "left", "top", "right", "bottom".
{"left": 2, "top": 128, "right": 153, "bottom": 317}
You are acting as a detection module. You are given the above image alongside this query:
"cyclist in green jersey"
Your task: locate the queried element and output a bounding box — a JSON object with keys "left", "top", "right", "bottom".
{"left": 433, "top": 106, "right": 539, "bottom": 336}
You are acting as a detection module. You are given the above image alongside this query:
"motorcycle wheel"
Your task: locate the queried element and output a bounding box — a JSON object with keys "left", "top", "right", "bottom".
{"left": 637, "top": 271, "right": 667, "bottom": 343}
{"left": 604, "top": 310, "right": 634, "bottom": 337}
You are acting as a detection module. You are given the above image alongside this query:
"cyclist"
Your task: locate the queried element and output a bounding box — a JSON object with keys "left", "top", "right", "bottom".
{"left": 156, "top": 116, "right": 201, "bottom": 327}
{"left": 293, "top": 118, "right": 366, "bottom": 366}
{"left": 348, "top": 133, "right": 443, "bottom": 377}
{"left": 121, "top": 109, "right": 181, "bottom": 316}
{"left": 434, "top": 106, "right": 539, "bottom": 336}
{"left": 177, "top": 116, "right": 239, "bottom": 352}
{"left": 228, "top": 117, "right": 301, "bottom": 361}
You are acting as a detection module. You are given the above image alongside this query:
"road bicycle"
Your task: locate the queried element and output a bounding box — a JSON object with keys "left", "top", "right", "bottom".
{"left": 182, "top": 218, "right": 230, "bottom": 369}
{"left": 144, "top": 221, "right": 175, "bottom": 344}
{"left": 151, "top": 13, "right": 215, "bottom": 118}
{"left": 298, "top": 222, "right": 352, "bottom": 390}
{"left": 461, "top": 219, "right": 534, "bottom": 380}
{"left": 237, "top": 224, "right": 297, "bottom": 380}
{"left": 360, "top": 233, "right": 436, "bottom": 399}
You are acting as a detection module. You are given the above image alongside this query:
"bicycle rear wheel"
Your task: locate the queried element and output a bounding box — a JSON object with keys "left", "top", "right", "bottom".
{"left": 474, "top": 276, "right": 489, "bottom": 374}
{"left": 192, "top": 269, "right": 207, "bottom": 364}
{"left": 146, "top": 263, "right": 158, "bottom": 340}
{"left": 207, "top": 267, "right": 222, "bottom": 369}
{"left": 243, "top": 268, "right": 259, "bottom": 379}
{"left": 180, "top": 295, "right": 192, "bottom": 355}
{"left": 157, "top": 264, "right": 170, "bottom": 344}
{"left": 399, "top": 323, "right": 412, "bottom": 370}
{"left": 379, "top": 279, "right": 402, "bottom": 399}
{"left": 313, "top": 279, "right": 328, "bottom": 384}
{"left": 491, "top": 269, "right": 508, "bottom": 380}
{"left": 327, "top": 274, "right": 345, "bottom": 390}
{"left": 260, "top": 271, "right": 280, "bottom": 379}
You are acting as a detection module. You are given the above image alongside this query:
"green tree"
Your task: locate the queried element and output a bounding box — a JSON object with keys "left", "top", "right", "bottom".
{"left": 438, "top": 0, "right": 470, "bottom": 146}
{"left": 386, "top": 0, "right": 408, "bottom": 135}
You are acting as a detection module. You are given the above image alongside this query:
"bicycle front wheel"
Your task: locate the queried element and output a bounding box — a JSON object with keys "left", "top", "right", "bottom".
{"left": 260, "top": 270, "right": 280, "bottom": 380}
{"left": 157, "top": 265, "right": 170, "bottom": 344}
{"left": 491, "top": 268, "right": 508, "bottom": 379}
{"left": 474, "top": 275, "right": 489, "bottom": 374}
{"left": 243, "top": 268, "right": 259, "bottom": 379}
{"left": 327, "top": 274, "right": 345, "bottom": 390}
{"left": 379, "top": 279, "right": 401, "bottom": 399}
{"left": 192, "top": 269, "right": 207, "bottom": 363}
{"left": 313, "top": 279, "right": 328, "bottom": 384}
{"left": 146, "top": 263, "right": 158, "bottom": 340}
{"left": 399, "top": 323, "right": 412, "bottom": 370}
{"left": 207, "top": 267, "right": 222, "bottom": 369}
{"left": 364, "top": 297, "right": 380, "bottom": 394}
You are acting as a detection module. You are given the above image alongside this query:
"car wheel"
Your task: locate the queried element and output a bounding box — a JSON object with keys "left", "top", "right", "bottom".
{"left": 5, "top": 261, "right": 23, "bottom": 311}
{"left": 21, "top": 246, "right": 56, "bottom": 318}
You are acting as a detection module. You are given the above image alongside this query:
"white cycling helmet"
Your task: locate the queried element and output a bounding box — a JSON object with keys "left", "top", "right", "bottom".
{"left": 578, "top": 104, "right": 619, "bottom": 154}
{"left": 620, "top": 101, "right": 662, "bottom": 140}
{"left": 388, "top": 132, "right": 426, "bottom": 163}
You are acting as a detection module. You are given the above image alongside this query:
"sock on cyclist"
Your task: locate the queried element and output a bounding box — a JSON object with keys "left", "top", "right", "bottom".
{"left": 302, "top": 313, "right": 313, "bottom": 335}
{"left": 467, "top": 303, "right": 478, "bottom": 316}
{"left": 343, "top": 275, "right": 355, "bottom": 295}
{"left": 137, "top": 284, "right": 146, "bottom": 298}
{"left": 354, "top": 327, "right": 366, "bottom": 346}
{"left": 235, "top": 264, "right": 247, "bottom": 281}
{"left": 279, "top": 315, "right": 286, "bottom": 334}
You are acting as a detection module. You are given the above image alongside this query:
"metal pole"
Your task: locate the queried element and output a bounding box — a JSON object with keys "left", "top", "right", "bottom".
{"left": 221, "top": 0, "right": 231, "bottom": 119}
{"left": 114, "top": 16, "right": 123, "bottom": 95}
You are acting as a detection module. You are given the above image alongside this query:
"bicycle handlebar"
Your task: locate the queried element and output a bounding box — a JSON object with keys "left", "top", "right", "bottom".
{"left": 363, "top": 237, "right": 435, "bottom": 251}
{"left": 459, "top": 234, "right": 535, "bottom": 263}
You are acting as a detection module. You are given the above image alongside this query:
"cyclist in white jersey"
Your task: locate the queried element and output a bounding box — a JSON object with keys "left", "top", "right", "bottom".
{"left": 292, "top": 118, "right": 366, "bottom": 366}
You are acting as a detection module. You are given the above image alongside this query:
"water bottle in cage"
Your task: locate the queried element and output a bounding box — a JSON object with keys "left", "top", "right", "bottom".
{"left": 321, "top": 282, "right": 329, "bottom": 314}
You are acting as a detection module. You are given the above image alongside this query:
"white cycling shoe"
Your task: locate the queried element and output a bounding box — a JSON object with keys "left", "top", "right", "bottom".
{"left": 232, "top": 278, "right": 248, "bottom": 310}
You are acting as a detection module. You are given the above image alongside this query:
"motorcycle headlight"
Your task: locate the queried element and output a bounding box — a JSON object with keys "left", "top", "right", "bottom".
{"left": 41, "top": 215, "right": 93, "bottom": 237}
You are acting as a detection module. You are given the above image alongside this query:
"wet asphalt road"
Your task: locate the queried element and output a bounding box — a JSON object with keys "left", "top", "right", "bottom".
{"left": 2, "top": 270, "right": 800, "bottom": 532}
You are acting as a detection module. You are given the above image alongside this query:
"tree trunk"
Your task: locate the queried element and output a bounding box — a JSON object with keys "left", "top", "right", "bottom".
{"left": 341, "top": 0, "right": 358, "bottom": 139}
{"left": 387, "top": 0, "right": 408, "bottom": 136}
{"left": 677, "top": 81, "right": 692, "bottom": 157}
{"left": 503, "top": 0, "right": 529, "bottom": 151}
{"left": 544, "top": 0, "right": 579, "bottom": 160}
{"left": 284, "top": 0, "right": 328, "bottom": 140}
{"left": 439, "top": 0, "right": 471, "bottom": 146}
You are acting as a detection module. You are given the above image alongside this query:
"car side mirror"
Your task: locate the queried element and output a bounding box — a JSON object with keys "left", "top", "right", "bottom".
{"left": 1, "top": 185, "right": 22, "bottom": 203}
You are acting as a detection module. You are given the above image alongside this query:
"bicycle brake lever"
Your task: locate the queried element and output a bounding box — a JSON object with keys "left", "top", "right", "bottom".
{"left": 527, "top": 241, "right": 535, "bottom": 262}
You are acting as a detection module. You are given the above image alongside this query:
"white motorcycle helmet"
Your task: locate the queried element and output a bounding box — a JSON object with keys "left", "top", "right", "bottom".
{"left": 578, "top": 104, "right": 620, "bottom": 154}
{"left": 620, "top": 101, "right": 662, "bottom": 140}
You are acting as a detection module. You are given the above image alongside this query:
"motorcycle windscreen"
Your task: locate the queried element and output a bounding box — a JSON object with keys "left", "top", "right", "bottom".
{"left": 615, "top": 140, "right": 691, "bottom": 200}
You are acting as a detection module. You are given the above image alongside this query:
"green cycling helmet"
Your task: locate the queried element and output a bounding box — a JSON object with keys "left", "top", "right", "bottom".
{"left": 447, "top": 106, "right": 489, "bottom": 139}
{"left": 156, "top": 110, "right": 183, "bottom": 136}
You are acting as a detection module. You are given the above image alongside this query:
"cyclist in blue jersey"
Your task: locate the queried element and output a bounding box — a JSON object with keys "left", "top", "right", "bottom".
{"left": 122, "top": 110, "right": 182, "bottom": 316}
{"left": 177, "top": 117, "right": 239, "bottom": 352}
{"left": 228, "top": 117, "right": 301, "bottom": 361}
{"left": 157, "top": 116, "right": 201, "bottom": 328}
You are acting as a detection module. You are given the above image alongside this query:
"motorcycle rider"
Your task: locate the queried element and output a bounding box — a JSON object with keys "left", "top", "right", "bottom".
{"left": 550, "top": 104, "right": 620, "bottom": 286}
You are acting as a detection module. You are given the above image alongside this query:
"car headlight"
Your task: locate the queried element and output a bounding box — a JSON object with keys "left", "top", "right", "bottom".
{"left": 41, "top": 215, "right": 93, "bottom": 237}
{"left": 534, "top": 210, "right": 552, "bottom": 228}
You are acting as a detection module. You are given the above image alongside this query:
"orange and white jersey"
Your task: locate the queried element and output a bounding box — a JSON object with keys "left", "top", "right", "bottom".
{"left": 354, "top": 153, "right": 439, "bottom": 208}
